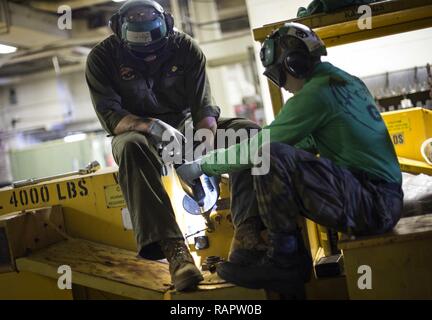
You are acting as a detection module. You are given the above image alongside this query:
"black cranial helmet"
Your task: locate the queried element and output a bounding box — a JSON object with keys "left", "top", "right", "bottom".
{"left": 260, "top": 22, "right": 327, "bottom": 86}
{"left": 109, "top": 0, "right": 174, "bottom": 54}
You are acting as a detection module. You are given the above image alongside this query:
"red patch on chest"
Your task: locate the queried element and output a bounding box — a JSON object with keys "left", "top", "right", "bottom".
{"left": 120, "top": 66, "right": 136, "bottom": 81}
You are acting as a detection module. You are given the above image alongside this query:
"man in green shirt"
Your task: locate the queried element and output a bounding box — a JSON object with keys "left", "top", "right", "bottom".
{"left": 177, "top": 22, "right": 403, "bottom": 294}
{"left": 86, "top": 0, "right": 260, "bottom": 291}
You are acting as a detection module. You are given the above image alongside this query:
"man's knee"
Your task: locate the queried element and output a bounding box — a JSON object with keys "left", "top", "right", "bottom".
{"left": 268, "top": 142, "right": 296, "bottom": 158}
{"left": 250, "top": 143, "right": 285, "bottom": 178}
{"left": 112, "top": 132, "right": 150, "bottom": 154}
{"left": 216, "top": 119, "right": 261, "bottom": 149}
{"left": 111, "top": 131, "right": 153, "bottom": 164}
{"left": 219, "top": 118, "right": 261, "bottom": 135}
{"left": 259, "top": 142, "right": 297, "bottom": 165}
{"left": 252, "top": 142, "right": 308, "bottom": 179}
{"left": 241, "top": 119, "right": 261, "bottom": 131}
{"left": 235, "top": 119, "right": 261, "bottom": 137}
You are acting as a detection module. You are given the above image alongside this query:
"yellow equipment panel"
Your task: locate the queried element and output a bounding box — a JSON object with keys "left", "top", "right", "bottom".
{"left": 382, "top": 108, "right": 432, "bottom": 162}
{"left": 0, "top": 167, "right": 209, "bottom": 255}
{"left": 0, "top": 168, "right": 142, "bottom": 253}
{"left": 0, "top": 271, "right": 73, "bottom": 300}
{"left": 0, "top": 168, "right": 248, "bottom": 299}
{"left": 0, "top": 165, "right": 237, "bottom": 262}
{"left": 339, "top": 214, "right": 432, "bottom": 299}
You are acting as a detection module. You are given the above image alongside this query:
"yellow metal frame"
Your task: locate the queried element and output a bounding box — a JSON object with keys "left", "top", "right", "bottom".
{"left": 398, "top": 157, "right": 432, "bottom": 175}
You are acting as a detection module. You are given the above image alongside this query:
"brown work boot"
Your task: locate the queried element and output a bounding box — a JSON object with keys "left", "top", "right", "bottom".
{"left": 159, "top": 239, "right": 203, "bottom": 291}
{"left": 228, "top": 216, "right": 268, "bottom": 265}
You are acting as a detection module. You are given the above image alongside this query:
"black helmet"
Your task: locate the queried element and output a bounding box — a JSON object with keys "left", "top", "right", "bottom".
{"left": 260, "top": 22, "right": 327, "bottom": 86}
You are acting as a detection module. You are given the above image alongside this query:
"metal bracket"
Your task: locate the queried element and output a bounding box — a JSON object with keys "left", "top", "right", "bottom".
{"left": 12, "top": 161, "right": 101, "bottom": 188}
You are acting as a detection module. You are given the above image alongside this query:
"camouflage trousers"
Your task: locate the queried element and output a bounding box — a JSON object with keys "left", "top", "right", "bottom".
{"left": 253, "top": 143, "right": 404, "bottom": 237}
{"left": 111, "top": 117, "right": 260, "bottom": 260}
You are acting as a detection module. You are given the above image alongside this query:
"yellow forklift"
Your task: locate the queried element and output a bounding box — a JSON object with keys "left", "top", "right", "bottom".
{"left": 1, "top": 0, "right": 432, "bottom": 300}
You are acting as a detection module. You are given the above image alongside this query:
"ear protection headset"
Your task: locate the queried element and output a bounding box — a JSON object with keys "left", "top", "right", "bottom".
{"left": 260, "top": 22, "right": 327, "bottom": 83}
{"left": 281, "top": 39, "right": 314, "bottom": 79}
{"left": 109, "top": 0, "right": 174, "bottom": 40}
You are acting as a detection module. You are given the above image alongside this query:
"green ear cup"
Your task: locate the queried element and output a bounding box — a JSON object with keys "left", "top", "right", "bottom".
{"left": 260, "top": 38, "right": 275, "bottom": 67}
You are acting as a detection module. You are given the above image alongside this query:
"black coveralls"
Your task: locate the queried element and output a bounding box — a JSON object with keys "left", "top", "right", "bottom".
{"left": 86, "top": 32, "right": 260, "bottom": 259}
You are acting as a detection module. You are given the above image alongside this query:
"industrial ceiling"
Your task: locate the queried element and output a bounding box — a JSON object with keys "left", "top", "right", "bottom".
{"left": 0, "top": 0, "right": 247, "bottom": 80}
{"left": 0, "top": 0, "right": 171, "bottom": 79}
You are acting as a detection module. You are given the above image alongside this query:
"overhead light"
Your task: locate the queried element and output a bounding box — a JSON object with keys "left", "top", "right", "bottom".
{"left": 64, "top": 133, "right": 87, "bottom": 143}
{"left": 0, "top": 44, "right": 17, "bottom": 54}
{"left": 112, "top": 0, "right": 127, "bottom": 2}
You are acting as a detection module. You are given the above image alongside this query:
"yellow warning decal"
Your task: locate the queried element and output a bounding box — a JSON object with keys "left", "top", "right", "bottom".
{"left": 385, "top": 118, "right": 411, "bottom": 133}
{"left": 104, "top": 184, "right": 126, "bottom": 208}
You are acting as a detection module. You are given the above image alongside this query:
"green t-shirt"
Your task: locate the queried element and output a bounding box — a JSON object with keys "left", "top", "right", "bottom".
{"left": 201, "top": 62, "right": 402, "bottom": 185}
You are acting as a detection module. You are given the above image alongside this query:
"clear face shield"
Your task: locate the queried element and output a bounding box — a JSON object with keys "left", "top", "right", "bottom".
{"left": 262, "top": 58, "right": 287, "bottom": 88}
{"left": 124, "top": 6, "right": 159, "bottom": 23}
{"left": 260, "top": 38, "right": 288, "bottom": 88}
{"left": 121, "top": 6, "right": 168, "bottom": 54}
